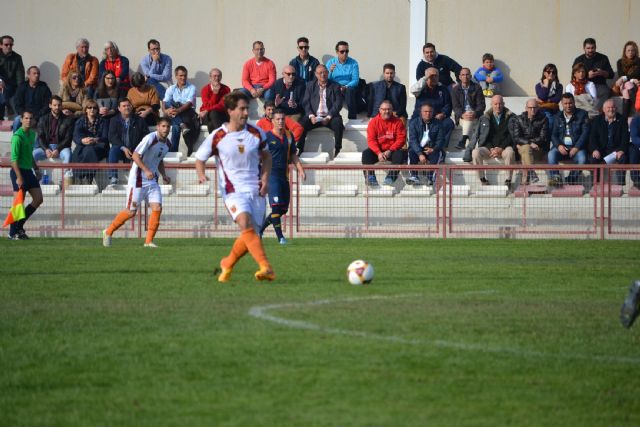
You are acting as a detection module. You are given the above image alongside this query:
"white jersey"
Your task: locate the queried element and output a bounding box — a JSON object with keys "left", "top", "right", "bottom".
{"left": 195, "top": 123, "right": 268, "bottom": 197}
{"left": 127, "top": 131, "right": 171, "bottom": 188}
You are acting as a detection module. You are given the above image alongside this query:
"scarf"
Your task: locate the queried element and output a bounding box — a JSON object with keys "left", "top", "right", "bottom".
{"left": 571, "top": 79, "right": 587, "bottom": 96}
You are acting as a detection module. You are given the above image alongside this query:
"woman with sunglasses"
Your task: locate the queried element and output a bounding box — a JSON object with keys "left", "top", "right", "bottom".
{"left": 59, "top": 70, "right": 88, "bottom": 119}
{"left": 535, "top": 64, "right": 563, "bottom": 128}
{"left": 72, "top": 99, "right": 109, "bottom": 184}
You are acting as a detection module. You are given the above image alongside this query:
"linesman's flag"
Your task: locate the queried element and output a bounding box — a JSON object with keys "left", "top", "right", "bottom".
{"left": 3, "top": 189, "right": 26, "bottom": 228}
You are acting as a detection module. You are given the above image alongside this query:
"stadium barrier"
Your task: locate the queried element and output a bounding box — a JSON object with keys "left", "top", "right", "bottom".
{"left": 0, "top": 162, "right": 638, "bottom": 240}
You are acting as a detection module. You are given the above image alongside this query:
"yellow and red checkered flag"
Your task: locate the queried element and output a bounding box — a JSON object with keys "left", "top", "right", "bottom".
{"left": 3, "top": 189, "right": 26, "bottom": 228}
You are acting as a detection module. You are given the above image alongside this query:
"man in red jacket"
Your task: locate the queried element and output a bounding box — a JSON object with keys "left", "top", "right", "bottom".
{"left": 362, "top": 100, "right": 407, "bottom": 186}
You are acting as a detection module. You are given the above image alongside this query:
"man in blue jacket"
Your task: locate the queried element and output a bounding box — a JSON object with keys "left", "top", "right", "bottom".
{"left": 548, "top": 93, "right": 589, "bottom": 186}
{"left": 407, "top": 103, "right": 445, "bottom": 185}
{"left": 107, "top": 98, "right": 148, "bottom": 186}
{"left": 368, "top": 63, "right": 407, "bottom": 122}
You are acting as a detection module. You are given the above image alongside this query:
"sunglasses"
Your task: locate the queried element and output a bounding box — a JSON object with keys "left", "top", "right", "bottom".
{"left": 284, "top": 72, "right": 295, "bottom": 76}
{"left": 338, "top": 50, "right": 349, "bottom": 54}
{"left": 298, "top": 45, "right": 309, "bottom": 50}
{"left": 86, "top": 106, "right": 98, "bottom": 110}
{"left": 71, "top": 76, "right": 79, "bottom": 80}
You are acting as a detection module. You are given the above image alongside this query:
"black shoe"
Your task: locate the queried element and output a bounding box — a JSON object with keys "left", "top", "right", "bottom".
{"left": 462, "top": 150, "right": 472, "bottom": 163}
{"left": 16, "top": 229, "right": 29, "bottom": 240}
{"left": 334, "top": 148, "right": 341, "bottom": 158}
{"left": 454, "top": 139, "right": 467, "bottom": 150}
{"left": 504, "top": 179, "right": 512, "bottom": 187}
{"left": 480, "top": 177, "right": 489, "bottom": 185}
{"left": 621, "top": 280, "right": 640, "bottom": 329}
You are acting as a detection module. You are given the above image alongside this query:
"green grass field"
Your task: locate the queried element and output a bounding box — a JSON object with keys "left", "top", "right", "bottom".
{"left": 1, "top": 237, "right": 639, "bottom": 426}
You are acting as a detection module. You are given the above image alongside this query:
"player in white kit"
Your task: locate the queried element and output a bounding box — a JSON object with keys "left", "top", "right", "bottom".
{"left": 195, "top": 91, "right": 275, "bottom": 282}
{"left": 102, "top": 118, "right": 172, "bottom": 247}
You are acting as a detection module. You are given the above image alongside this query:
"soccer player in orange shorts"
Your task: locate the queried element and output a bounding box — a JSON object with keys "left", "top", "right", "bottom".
{"left": 102, "top": 117, "right": 171, "bottom": 247}
{"left": 195, "top": 91, "right": 275, "bottom": 282}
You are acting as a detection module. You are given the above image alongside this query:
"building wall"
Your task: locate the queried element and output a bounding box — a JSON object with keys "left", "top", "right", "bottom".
{"left": 1, "top": 0, "right": 410, "bottom": 94}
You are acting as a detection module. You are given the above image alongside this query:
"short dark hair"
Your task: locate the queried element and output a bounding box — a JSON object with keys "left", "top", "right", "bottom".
{"left": 482, "top": 53, "right": 494, "bottom": 62}
{"left": 297, "top": 37, "right": 309, "bottom": 45}
{"left": 264, "top": 100, "right": 276, "bottom": 109}
{"left": 26, "top": 65, "right": 39, "bottom": 74}
{"left": 383, "top": 63, "right": 395, "bottom": 72}
{"left": 21, "top": 109, "right": 34, "bottom": 118}
{"left": 174, "top": 65, "right": 187, "bottom": 75}
{"left": 50, "top": 95, "right": 63, "bottom": 103}
{"left": 583, "top": 37, "right": 596, "bottom": 47}
{"left": 335, "top": 41, "right": 348, "bottom": 51}
{"left": 253, "top": 41, "right": 264, "bottom": 49}
{"left": 157, "top": 117, "right": 171, "bottom": 126}
{"left": 272, "top": 108, "right": 285, "bottom": 117}
{"left": 423, "top": 43, "right": 435, "bottom": 50}
{"left": 147, "top": 39, "right": 160, "bottom": 49}
{"left": 118, "top": 97, "right": 132, "bottom": 106}
{"left": 561, "top": 93, "right": 575, "bottom": 102}
{"left": 131, "top": 72, "right": 146, "bottom": 88}
{"left": 224, "top": 91, "right": 249, "bottom": 111}
{"left": 1, "top": 35, "right": 14, "bottom": 44}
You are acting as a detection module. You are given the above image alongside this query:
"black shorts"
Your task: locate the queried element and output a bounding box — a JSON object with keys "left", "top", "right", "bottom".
{"left": 10, "top": 168, "right": 40, "bottom": 192}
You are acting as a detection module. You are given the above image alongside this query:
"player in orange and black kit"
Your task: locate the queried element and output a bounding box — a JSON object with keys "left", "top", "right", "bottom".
{"left": 259, "top": 109, "right": 305, "bottom": 244}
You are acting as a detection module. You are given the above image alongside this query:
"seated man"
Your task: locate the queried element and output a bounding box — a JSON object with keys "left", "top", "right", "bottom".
{"left": 256, "top": 101, "right": 303, "bottom": 144}
{"left": 289, "top": 37, "right": 320, "bottom": 84}
{"left": 107, "top": 98, "right": 148, "bottom": 186}
{"left": 410, "top": 67, "right": 454, "bottom": 145}
{"left": 511, "top": 99, "right": 549, "bottom": 184}
{"left": 630, "top": 113, "right": 640, "bottom": 188}
{"left": 588, "top": 99, "right": 628, "bottom": 185}
{"left": 139, "top": 39, "right": 172, "bottom": 99}
{"left": 368, "top": 63, "right": 407, "bottom": 122}
{"left": 61, "top": 38, "right": 100, "bottom": 98}
{"left": 451, "top": 67, "right": 485, "bottom": 149}
{"left": 269, "top": 65, "right": 305, "bottom": 120}
{"left": 573, "top": 37, "right": 614, "bottom": 110}
{"left": 161, "top": 65, "right": 198, "bottom": 154}
{"left": 362, "top": 100, "right": 406, "bottom": 186}
{"left": 473, "top": 53, "right": 504, "bottom": 97}
{"left": 415, "top": 42, "right": 462, "bottom": 88}
{"left": 240, "top": 41, "right": 276, "bottom": 100}
{"left": 199, "top": 68, "right": 230, "bottom": 133}
{"left": 548, "top": 93, "right": 589, "bottom": 186}
{"left": 11, "top": 66, "right": 51, "bottom": 132}
{"left": 326, "top": 41, "right": 362, "bottom": 120}
{"left": 407, "top": 103, "right": 445, "bottom": 186}
{"left": 34, "top": 95, "right": 73, "bottom": 181}
{"left": 298, "top": 64, "right": 344, "bottom": 157}
{"left": 470, "top": 95, "right": 516, "bottom": 186}
{"left": 0, "top": 35, "right": 25, "bottom": 119}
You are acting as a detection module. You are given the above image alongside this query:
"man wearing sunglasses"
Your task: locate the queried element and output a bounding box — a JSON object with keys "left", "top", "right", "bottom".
{"left": 269, "top": 65, "right": 305, "bottom": 120}
{"left": 326, "top": 41, "right": 363, "bottom": 120}
{"left": 289, "top": 37, "right": 320, "bottom": 84}
{"left": 0, "top": 35, "right": 25, "bottom": 120}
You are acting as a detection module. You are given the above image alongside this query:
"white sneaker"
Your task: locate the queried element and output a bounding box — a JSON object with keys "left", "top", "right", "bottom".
{"left": 102, "top": 229, "right": 112, "bottom": 247}
{"left": 279, "top": 237, "right": 288, "bottom": 245}
{"left": 144, "top": 242, "right": 158, "bottom": 248}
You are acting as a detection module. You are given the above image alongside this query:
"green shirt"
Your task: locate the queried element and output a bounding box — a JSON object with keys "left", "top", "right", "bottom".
{"left": 10, "top": 127, "right": 36, "bottom": 170}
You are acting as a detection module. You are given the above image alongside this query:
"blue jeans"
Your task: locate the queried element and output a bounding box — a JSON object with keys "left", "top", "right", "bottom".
{"left": 147, "top": 78, "right": 167, "bottom": 99}
{"left": 409, "top": 148, "right": 445, "bottom": 182}
{"left": 108, "top": 146, "right": 129, "bottom": 179}
{"left": 33, "top": 145, "right": 72, "bottom": 163}
{"left": 239, "top": 85, "right": 274, "bottom": 100}
{"left": 548, "top": 147, "right": 587, "bottom": 181}
{"left": 630, "top": 144, "right": 640, "bottom": 185}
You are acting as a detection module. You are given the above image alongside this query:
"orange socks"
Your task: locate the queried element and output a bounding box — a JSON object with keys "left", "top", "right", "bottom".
{"left": 106, "top": 210, "right": 135, "bottom": 235}
{"left": 221, "top": 236, "right": 248, "bottom": 269}
{"left": 241, "top": 228, "right": 270, "bottom": 268}
{"left": 145, "top": 210, "right": 161, "bottom": 244}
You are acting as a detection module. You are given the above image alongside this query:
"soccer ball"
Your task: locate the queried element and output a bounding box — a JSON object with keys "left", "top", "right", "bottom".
{"left": 347, "top": 260, "right": 374, "bottom": 285}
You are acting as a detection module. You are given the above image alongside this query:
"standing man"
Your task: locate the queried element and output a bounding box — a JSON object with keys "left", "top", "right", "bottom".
{"left": 0, "top": 35, "right": 25, "bottom": 119}
{"left": 362, "top": 100, "right": 407, "bottom": 187}
{"left": 139, "top": 39, "right": 172, "bottom": 99}
{"left": 415, "top": 42, "right": 462, "bottom": 88}
{"left": 511, "top": 99, "right": 549, "bottom": 184}
{"left": 11, "top": 66, "right": 52, "bottom": 132}
{"left": 451, "top": 67, "right": 486, "bottom": 149}
{"left": 326, "top": 41, "right": 362, "bottom": 120}
{"left": 8, "top": 110, "right": 43, "bottom": 240}
{"left": 195, "top": 92, "right": 275, "bottom": 282}
{"left": 102, "top": 118, "right": 172, "bottom": 248}
{"left": 298, "top": 64, "right": 344, "bottom": 157}
{"left": 588, "top": 99, "right": 628, "bottom": 185}
{"left": 289, "top": 37, "right": 320, "bottom": 84}
{"left": 407, "top": 103, "right": 445, "bottom": 186}
{"left": 270, "top": 65, "right": 305, "bottom": 119}
{"left": 162, "top": 65, "right": 198, "bottom": 154}
{"left": 241, "top": 41, "right": 277, "bottom": 100}
{"left": 548, "top": 93, "right": 589, "bottom": 186}
{"left": 368, "top": 63, "right": 408, "bottom": 122}
{"left": 259, "top": 109, "right": 305, "bottom": 245}
{"left": 573, "top": 38, "right": 614, "bottom": 110}
{"left": 61, "top": 38, "right": 100, "bottom": 98}
{"left": 107, "top": 98, "right": 148, "bottom": 186}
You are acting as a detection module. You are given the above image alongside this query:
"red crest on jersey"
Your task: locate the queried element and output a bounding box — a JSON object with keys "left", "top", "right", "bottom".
{"left": 230, "top": 205, "right": 237, "bottom": 213}
{"left": 238, "top": 144, "right": 245, "bottom": 153}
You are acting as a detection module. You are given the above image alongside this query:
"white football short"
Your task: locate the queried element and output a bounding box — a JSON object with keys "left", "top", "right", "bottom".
{"left": 126, "top": 182, "right": 162, "bottom": 211}
{"left": 224, "top": 192, "right": 266, "bottom": 231}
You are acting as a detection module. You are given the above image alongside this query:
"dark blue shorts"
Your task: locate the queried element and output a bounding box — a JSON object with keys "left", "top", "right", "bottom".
{"left": 268, "top": 176, "right": 290, "bottom": 208}
{"left": 10, "top": 168, "right": 40, "bottom": 192}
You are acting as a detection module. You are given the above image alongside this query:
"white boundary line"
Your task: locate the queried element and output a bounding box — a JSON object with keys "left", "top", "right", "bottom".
{"left": 248, "top": 293, "right": 640, "bottom": 365}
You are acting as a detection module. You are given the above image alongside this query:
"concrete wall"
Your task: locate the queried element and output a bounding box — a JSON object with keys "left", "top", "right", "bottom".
{"left": 1, "top": 0, "right": 410, "bottom": 94}
{"left": 426, "top": 0, "right": 640, "bottom": 95}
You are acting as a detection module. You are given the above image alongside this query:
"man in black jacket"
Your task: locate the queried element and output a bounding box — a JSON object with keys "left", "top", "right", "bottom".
{"left": 573, "top": 38, "right": 614, "bottom": 110}
{"left": 451, "top": 67, "right": 486, "bottom": 149}
{"left": 12, "top": 66, "right": 51, "bottom": 131}
{"left": 107, "top": 98, "right": 148, "bottom": 186}
{"left": 34, "top": 95, "right": 73, "bottom": 166}
{"left": 415, "top": 43, "right": 462, "bottom": 88}
{"left": 0, "top": 35, "right": 25, "bottom": 119}
{"left": 511, "top": 99, "right": 549, "bottom": 184}
{"left": 589, "top": 99, "right": 628, "bottom": 185}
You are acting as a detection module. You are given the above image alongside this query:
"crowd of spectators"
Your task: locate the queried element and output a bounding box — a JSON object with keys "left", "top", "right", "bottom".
{"left": 1, "top": 34, "right": 639, "bottom": 189}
